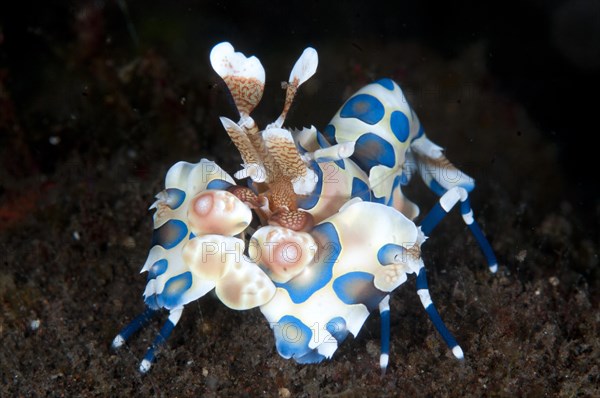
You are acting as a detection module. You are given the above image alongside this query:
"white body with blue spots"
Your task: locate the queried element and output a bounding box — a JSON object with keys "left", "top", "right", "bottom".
{"left": 141, "top": 160, "right": 232, "bottom": 311}
{"left": 294, "top": 126, "right": 371, "bottom": 223}
{"left": 324, "top": 79, "right": 422, "bottom": 209}
{"left": 139, "top": 159, "right": 276, "bottom": 312}
{"left": 257, "top": 78, "right": 496, "bottom": 367}
{"left": 322, "top": 78, "right": 475, "bottom": 220}
{"left": 113, "top": 159, "right": 278, "bottom": 372}
{"left": 259, "top": 200, "right": 424, "bottom": 363}
{"left": 113, "top": 42, "right": 498, "bottom": 373}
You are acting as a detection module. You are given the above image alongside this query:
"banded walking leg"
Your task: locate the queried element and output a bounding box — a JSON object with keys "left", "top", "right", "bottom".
{"left": 416, "top": 266, "right": 464, "bottom": 359}
{"left": 379, "top": 295, "right": 391, "bottom": 375}
{"left": 419, "top": 187, "right": 498, "bottom": 273}
{"left": 139, "top": 307, "right": 184, "bottom": 373}
{"left": 112, "top": 307, "right": 158, "bottom": 349}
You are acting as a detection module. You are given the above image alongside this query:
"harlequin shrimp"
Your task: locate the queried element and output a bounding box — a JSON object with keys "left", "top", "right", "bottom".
{"left": 112, "top": 42, "right": 498, "bottom": 374}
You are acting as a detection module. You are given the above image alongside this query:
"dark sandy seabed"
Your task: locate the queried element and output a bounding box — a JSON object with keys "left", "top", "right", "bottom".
{"left": 0, "top": 2, "right": 598, "bottom": 397}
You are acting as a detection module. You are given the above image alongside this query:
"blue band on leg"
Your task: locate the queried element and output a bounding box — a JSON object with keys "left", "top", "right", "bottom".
{"left": 379, "top": 295, "right": 391, "bottom": 374}
{"left": 422, "top": 189, "right": 498, "bottom": 273}
{"left": 140, "top": 318, "right": 176, "bottom": 372}
{"left": 415, "top": 266, "right": 428, "bottom": 290}
{"left": 460, "top": 197, "right": 471, "bottom": 217}
{"left": 381, "top": 309, "right": 390, "bottom": 372}
{"left": 461, "top": 197, "right": 498, "bottom": 272}
{"left": 468, "top": 222, "right": 498, "bottom": 272}
{"left": 416, "top": 268, "right": 463, "bottom": 359}
{"left": 113, "top": 307, "right": 157, "bottom": 348}
{"left": 140, "top": 309, "right": 183, "bottom": 373}
{"left": 381, "top": 310, "right": 390, "bottom": 357}
{"left": 419, "top": 203, "right": 447, "bottom": 236}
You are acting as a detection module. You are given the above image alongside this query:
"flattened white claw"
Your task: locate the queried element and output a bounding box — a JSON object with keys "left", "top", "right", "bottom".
{"left": 143, "top": 278, "right": 157, "bottom": 300}
{"left": 374, "top": 263, "right": 409, "bottom": 292}
{"left": 140, "top": 246, "right": 165, "bottom": 273}
{"left": 187, "top": 190, "right": 252, "bottom": 236}
{"left": 164, "top": 159, "right": 235, "bottom": 195}
{"left": 338, "top": 197, "right": 363, "bottom": 212}
{"left": 184, "top": 235, "right": 245, "bottom": 281}
{"left": 149, "top": 191, "right": 168, "bottom": 210}
{"left": 215, "top": 256, "right": 276, "bottom": 310}
{"left": 316, "top": 335, "right": 338, "bottom": 358}
{"left": 249, "top": 226, "right": 316, "bottom": 283}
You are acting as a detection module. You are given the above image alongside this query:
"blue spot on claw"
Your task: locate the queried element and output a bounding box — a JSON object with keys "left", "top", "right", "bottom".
{"left": 206, "top": 179, "right": 233, "bottom": 190}
{"left": 377, "top": 244, "right": 406, "bottom": 265}
{"left": 274, "top": 222, "right": 340, "bottom": 303}
{"left": 165, "top": 188, "right": 186, "bottom": 209}
{"left": 148, "top": 259, "right": 168, "bottom": 280}
{"left": 157, "top": 272, "right": 193, "bottom": 309}
{"left": 333, "top": 272, "right": 387, "bottom": 312}
{"left": 274, "top": 315, "right": 314, "bottom": 359}
{"left": 326, "top": 317, "right": 349, "bottom": 343}
{"left": 151, "top": 219, "right": 188, "bottom": 250}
